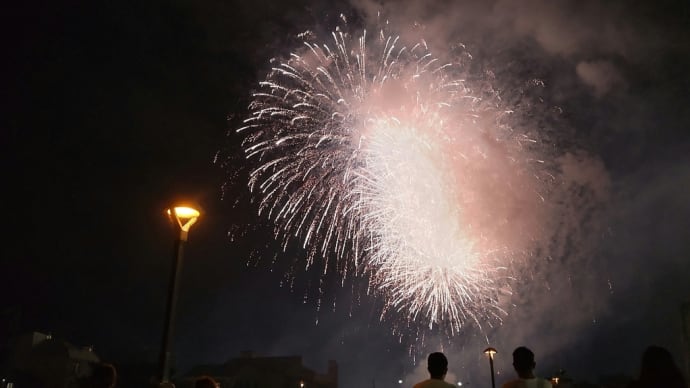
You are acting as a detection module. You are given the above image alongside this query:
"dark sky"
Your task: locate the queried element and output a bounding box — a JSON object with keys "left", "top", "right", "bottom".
{"left": 3, "top": 1, "right": 690, "bottom": 387}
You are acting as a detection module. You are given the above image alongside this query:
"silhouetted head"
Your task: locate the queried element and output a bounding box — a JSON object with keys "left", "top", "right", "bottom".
{"left": 427, "top": 352, "right": 448, "bottom": 379}
{"left": 512, "top": 347, "right": 536, "bottom": 378}
{"left": 195, "top": 376, "right": 219, "bottom": 388}
{"left": 638, "top": 346, "right": 686, "bottom": 387}
{"left": 88, "top": 363, "right": 117, "bottom": 388}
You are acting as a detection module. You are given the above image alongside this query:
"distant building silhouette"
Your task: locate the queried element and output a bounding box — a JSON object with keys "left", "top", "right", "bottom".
{"left": 183, "top": 351, "right": 337, "bottom": 388}
{"left": 2, "top": 332, "right": 101, "bottom": 388}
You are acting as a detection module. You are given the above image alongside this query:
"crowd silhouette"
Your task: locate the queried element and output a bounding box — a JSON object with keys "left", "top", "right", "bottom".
{"left": 2, "top": 343, "right": 687, "bottom": 387}
{"left": 411, "top": 345, "right": 687, "bottom": 388}
{"left": 626, "top": 346, "right": 686, "bottom": 388}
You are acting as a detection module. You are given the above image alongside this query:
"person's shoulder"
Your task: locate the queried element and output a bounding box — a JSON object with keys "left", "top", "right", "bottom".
{"left": 413, "top": 380, "right": 455, "bottom": 388}
{"left": 423, "top": 381, "right": 455, "bottom": 388}
{"left": 538, "top": 378, "right": 553, "bottom": 388}
{"left": 412, "top": 380, "right": 427, "bottom": 388}
{"left": 501, "top": 379, "right": 521, "bottom": 388}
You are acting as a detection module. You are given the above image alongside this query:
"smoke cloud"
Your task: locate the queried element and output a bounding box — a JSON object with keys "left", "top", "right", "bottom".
{"left": 340, "top": 0, "right": 690, "bottom": 385}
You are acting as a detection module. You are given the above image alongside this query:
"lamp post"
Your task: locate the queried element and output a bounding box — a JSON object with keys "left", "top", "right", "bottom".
{"left": 158, "top": 206, "right": 200, "bottom": 384}
{"left": 484, "top": 347, "right": 497, "bottom": 388}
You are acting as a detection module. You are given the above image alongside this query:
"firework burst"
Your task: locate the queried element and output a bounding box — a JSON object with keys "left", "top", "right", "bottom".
{"left": 237, "top": 22, "right": 552, "bottom": 334}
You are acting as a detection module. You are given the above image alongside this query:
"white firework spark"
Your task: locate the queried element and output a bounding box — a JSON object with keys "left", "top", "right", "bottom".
{"left": 238, "top": 23, "right": 551, "bottom": 334}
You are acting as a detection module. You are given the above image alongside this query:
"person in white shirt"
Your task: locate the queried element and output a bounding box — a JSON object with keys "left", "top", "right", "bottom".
{"left": 413, "top": 352, "right": 456, "bottom": 388}
{"left": 502, "top": 347, "right": 552, "bottom": 388}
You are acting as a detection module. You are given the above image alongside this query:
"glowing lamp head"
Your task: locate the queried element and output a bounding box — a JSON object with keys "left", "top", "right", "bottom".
{"left": 484, "top": 347, "right": 497, "bottom": 359}
{"left": 166, "top": 205, "right": 200, "bottom": 240}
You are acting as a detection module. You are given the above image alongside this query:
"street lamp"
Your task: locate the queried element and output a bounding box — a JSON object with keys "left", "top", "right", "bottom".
{"left": 158, "top": 205, "right": 200, "bottom": 383}
{"left": 484, "top": 347, "right": 497, "bottom": 388}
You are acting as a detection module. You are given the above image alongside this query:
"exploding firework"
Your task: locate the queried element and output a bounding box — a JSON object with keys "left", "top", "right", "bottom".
{"left": 236, "top": 21, "right": 554, "bottom": 334}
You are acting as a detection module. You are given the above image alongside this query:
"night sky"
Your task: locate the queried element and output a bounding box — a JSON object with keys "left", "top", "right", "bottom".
{"left": 3, "top": 1, "right": 690, "bottom": 387}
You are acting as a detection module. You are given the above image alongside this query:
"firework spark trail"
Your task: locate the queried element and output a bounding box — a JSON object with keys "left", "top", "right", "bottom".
{"left": 238, "top": 23, "right": 552, "bottom": 334}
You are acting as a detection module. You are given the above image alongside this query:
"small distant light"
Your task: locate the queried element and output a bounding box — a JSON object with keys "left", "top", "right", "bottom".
{"left": 457, "top": 382, "right": 462, "bottom": 386}
{"left": 398, "top": 380, "right": 403, "bottom": 384}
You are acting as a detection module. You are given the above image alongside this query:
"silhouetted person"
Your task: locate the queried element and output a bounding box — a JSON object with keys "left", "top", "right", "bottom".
{"left": 413, "top": 352, "right": 455, "bottom": 388}
{"left": 194, "top": 376, "right": 219, "bottom": 388}
{"left": 502, "top": 347, "right": 552, "bottom": 388}
{"left": 80, "top": 363, "right": 117, "bottom": 388}
{"left": 627, "top": 345, "right": 687, "bottom": 388}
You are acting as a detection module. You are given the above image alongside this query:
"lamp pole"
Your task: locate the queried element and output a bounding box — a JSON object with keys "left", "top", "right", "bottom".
{"left": 484, "top": 347, "right": 497, "bottom": 388}
{"left": 159, "top": 206, "right": 200, "bottom": 384}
